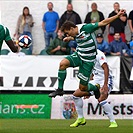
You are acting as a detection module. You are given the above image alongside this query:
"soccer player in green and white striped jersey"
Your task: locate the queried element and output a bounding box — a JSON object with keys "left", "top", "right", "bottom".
{"left": 0, "top": 24, "right": 18, "bottom": 54}
{"left": 49, "top": 9, "right": 126, "bottom": 98}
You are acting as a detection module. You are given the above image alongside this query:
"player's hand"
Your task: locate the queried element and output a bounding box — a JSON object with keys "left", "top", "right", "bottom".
{"left": 118, "top": 9, "right": 126, "bottom": 17}
{"left": 63, "top": 36, "right": 74, "bottom": 42}
{"left": 63, "top": 37, "right": 70, "bottom": 42}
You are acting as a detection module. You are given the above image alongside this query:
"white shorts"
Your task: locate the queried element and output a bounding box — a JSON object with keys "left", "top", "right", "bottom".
{"left": 89, "top": 79, "right": 113, "bottom": 94}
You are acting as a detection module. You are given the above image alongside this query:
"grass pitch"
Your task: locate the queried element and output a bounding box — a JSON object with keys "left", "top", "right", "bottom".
{"left": 0, "top": 119, "right": 133, "bottom": 133}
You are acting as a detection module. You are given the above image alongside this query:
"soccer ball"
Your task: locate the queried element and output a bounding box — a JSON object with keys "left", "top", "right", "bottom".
{"left": 18, "top": 35, "right": 32, "bottom": 49}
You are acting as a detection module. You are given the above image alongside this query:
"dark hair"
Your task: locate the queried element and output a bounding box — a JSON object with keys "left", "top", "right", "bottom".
{"left": 61, "top": 21, "right": 76, "bottom": 32}
{"left": 91, "top": 2, "right": 97, "bottom": 7}
{"left": 22, "top": 6, "right": 31, "bottom": 16}
{"left": 114, "top": 32, "right": 120, "bottom": 35}
{"left": 47, "top": 2, "right": 53, "bottom": 6}
{"left": 114, "top": 2, "right": 119, "bottom": 6}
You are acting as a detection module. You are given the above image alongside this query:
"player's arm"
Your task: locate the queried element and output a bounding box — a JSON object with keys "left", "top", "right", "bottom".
{"left": 63, "top": 36, "right": 74, "bottom": 42}
{"left": 5, "top": 27, "right": 18, "bottom": 52}
{"left": 101, "top": 63, "right": 109, "bottom": 92}
{"left": 98, "top": 9, "right": 126, "bottom": 27}
{"left": 5, "top": 40, "right": 18, "bottom": 53}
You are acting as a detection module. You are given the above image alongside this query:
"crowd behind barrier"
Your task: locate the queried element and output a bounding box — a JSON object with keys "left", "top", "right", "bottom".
{"left": 1, "top": 1, "right": 133, "bottom": 56}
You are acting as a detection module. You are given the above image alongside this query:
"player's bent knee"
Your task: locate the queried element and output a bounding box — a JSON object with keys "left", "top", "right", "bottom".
{"left": 73, "top": 89, "right": 88, "bottom": 97}
{"left": 79, "top": 84, "right": 87, "bottom": 91}
{"left": 59, "top": 59, "right": 70, "bottom": 70}
{"left": 73, "top": 89, "right": 82, "bottom": 97}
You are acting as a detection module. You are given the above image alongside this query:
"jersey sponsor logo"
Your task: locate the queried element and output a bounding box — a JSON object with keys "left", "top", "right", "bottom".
{"left": 80, "top": 35, "right": 85, "bottom": 39}
{"left": 100, "top": 56, "right": 105, "bottom": 60}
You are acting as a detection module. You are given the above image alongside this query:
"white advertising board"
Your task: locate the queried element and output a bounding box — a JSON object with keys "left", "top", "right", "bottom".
{"left": 0, "top": 56, "right": 120, "bottom": 91}
{"left": 51, "top": 94, "right": 133, "bottom": 119}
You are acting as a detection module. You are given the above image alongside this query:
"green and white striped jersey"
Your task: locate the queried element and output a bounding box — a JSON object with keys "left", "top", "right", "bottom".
{"left": 76, "top": 22, "right": 99, "bottom": 62}
{"left": 0, "top": 24, "right": 11, "bottom": 51}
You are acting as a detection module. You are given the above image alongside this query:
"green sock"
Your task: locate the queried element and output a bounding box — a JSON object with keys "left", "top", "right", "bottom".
{"left": 58, "top": 70, "right": 66, "bottom": 90}
{"left": 88, "top": 83, "right": 97, "bottom": 91}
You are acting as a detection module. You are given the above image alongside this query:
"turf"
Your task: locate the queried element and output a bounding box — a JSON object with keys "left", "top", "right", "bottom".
{"left": 0, "top": 119, "right": 133, "bottom": 133}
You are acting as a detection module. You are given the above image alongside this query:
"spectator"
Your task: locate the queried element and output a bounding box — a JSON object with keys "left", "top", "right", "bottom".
{"left": 14, "top": 6, "right": 34, "bottom": 54}
{"left": 129, "top": 34, "right": 133, "bottom": 56}
{"left": 84, "top": 2, "right": 105, "bottom": 34}
{"left": 46, "top": 29, "right": 70, "bottom": 55}
{"left": 59, "top": 3, "right": 81, "bottom": 53}
{"left": 59, "top": 3, "right": 82, "bottom": 28}
{"left": 109, "top": 33, "right": 130, "bottom": 56}
{"left": 128, "top": 10, "right": 133, "bottom": 38}
{"left": 96, "top": 33, "right": 110, "bottom": 55}
{"left": 42, "top": 2, "right": 59, "bottom": 49}
{"left": 108, "top": 2, "right": 127, "bottom": 43}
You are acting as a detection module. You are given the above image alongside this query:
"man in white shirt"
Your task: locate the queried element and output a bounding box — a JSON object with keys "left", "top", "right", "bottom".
{"left": 70, "top": 49, "right": 118, "bottom": 128}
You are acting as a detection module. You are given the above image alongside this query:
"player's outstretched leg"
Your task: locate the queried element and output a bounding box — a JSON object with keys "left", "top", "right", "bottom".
{"left": 70, "top": 96, "right": 86, "bottom": 127}
{"left": 49, "top": 88, "right": 65, "bottom": 98}
{"left": 49, "top": 69, "right": 66, "bottom": 97}
{"left": 49, "top": 58, "right": 69, "bottom": 98}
